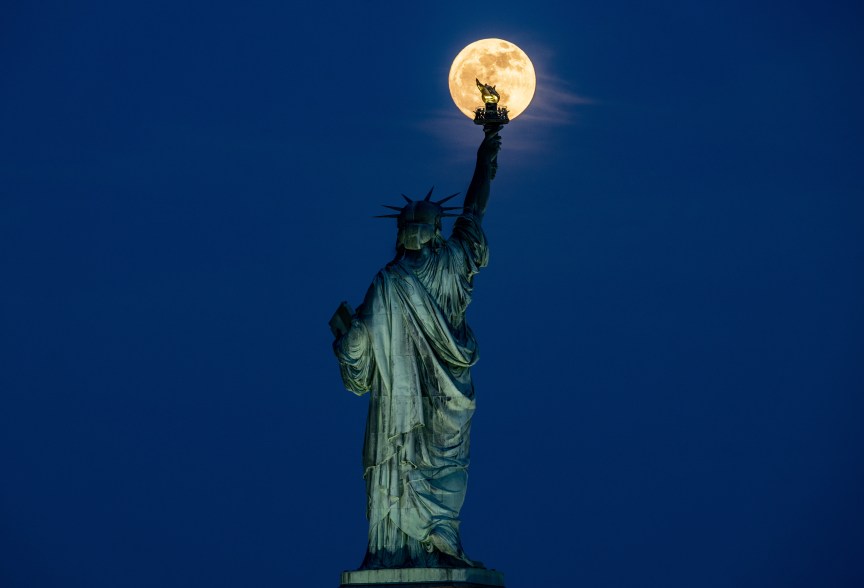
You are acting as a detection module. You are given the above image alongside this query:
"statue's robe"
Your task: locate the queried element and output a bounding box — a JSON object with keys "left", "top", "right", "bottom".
{"left": 335, "top": 214, "right": 489, "bottom": 569}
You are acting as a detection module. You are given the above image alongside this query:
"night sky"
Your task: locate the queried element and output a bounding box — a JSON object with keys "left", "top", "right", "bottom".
{"left": 2, "top": 1, "right": 863, "bottom": 587}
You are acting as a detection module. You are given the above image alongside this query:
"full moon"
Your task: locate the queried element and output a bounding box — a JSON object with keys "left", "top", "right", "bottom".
{"left": 449, "top": 38, "right": 536, "bottom": 120}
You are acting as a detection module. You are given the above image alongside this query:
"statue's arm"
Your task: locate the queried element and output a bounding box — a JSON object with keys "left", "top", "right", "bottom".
{"left": 333, "top": 282, "right": 381, "bottom": 395}
{"left": 333, "top": 317, "right": 374, "bottom": 396}
{"left": 462, "top": 128, "right": 502, "bottom": 222}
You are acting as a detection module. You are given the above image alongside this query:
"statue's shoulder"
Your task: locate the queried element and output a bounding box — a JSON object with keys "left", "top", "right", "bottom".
{"left": 450, "top": 212, "right": 484, "bottom": 237}
{"left": 446, "top": 213, "right": 489, "bottom": 271}
{"left": 448, "top": 213, "right": 486, "bottom": 247}
{"left": 372, "top": 264, "right": 408, "bottom": 291}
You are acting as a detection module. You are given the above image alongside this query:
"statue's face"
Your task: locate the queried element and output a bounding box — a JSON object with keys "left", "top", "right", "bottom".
{"left": 398, "top": 223, "right": 436, "bottom": 251}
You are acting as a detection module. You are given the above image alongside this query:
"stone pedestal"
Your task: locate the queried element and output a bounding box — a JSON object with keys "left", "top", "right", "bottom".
{"left": 340, "top": 567, "right": 505, "bottom": 587}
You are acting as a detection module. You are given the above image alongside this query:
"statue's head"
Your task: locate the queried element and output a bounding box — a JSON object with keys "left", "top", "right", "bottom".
{"left": 396, "top": 200, "right": 443, "bottom": 250}
{"left": 376, "top": 188, "right": 460, "bottom": 251}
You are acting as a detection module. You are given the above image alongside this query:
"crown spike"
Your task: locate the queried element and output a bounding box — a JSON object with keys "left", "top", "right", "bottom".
{"left": 382, "top": 205, "right": 403, "bottom": 212}
{"left": 374, "top": 214, "right": 401, "bottom": 219}
{"left": 401, "top": 194, "right": 412, "bottom": 203}
{"left": 424, "top": 186, "right": 435, "bottom": 201}
{"left": 436, "top": 192, "right": 460, "bottom": 205}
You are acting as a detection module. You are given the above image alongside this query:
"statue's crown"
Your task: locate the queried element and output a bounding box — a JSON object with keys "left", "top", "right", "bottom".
{"left": 374, "top": 187, "right": 461, "bottom": 227}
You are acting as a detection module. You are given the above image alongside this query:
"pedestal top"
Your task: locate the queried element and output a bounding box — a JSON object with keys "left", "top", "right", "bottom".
{"left": 340, "top": 567, "right": 505, "bottom": 587}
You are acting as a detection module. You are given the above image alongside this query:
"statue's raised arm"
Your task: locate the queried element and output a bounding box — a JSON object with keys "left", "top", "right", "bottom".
{"left": 462, "top": 127, "right": 502, "bottom": 223}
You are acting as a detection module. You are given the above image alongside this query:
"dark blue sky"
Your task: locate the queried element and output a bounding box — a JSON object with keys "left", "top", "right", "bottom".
{"left": 2, "top": 1, "right": 863, "bottom": 586}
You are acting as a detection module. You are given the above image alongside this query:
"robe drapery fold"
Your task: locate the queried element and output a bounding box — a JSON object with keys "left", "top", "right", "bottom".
{"left": 335, "top": 214, "right": 488, "bottom": 569}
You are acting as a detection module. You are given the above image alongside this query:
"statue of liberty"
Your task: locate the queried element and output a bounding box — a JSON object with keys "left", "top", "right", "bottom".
{"left": 332, "top": 127, "right": 502, "bottom": 570}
